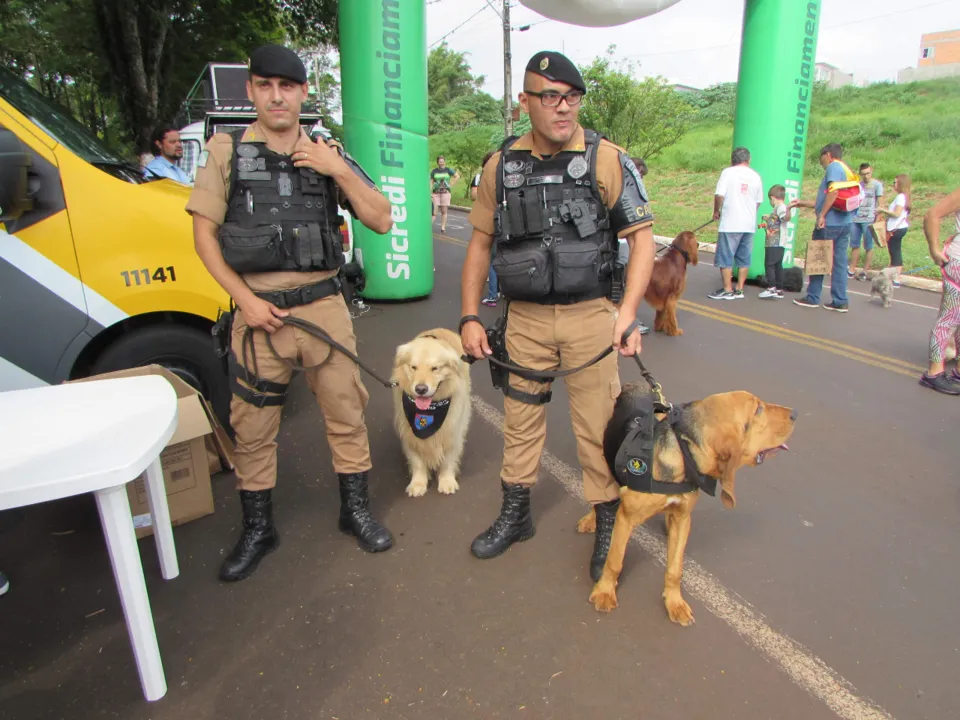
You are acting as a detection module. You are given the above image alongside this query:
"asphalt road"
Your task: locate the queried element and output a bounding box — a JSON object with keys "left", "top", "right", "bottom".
{"left": 1, "top": 209, "right": 956, "bottom": 720}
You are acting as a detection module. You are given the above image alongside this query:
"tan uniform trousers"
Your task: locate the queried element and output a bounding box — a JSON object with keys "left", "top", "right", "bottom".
{"left": 501, "top": 297, "right": 621, "bottom": 504}
{"left": 230, "top": 292, "right": 372, "bottom": 491}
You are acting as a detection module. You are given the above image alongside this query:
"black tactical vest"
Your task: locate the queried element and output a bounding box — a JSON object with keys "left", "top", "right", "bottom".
{"left": 492, "top": 129, "right": 616, "bottom": 305}
{"left": 218, "top": 131, "right": 345, "bottom": 275}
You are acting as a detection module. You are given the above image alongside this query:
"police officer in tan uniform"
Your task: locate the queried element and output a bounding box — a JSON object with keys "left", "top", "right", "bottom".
{"left": 460, "top": 51, "right": 656, "bottom": 580}
{"left": 187, "top": 44, "right": 395, "bottom": 582}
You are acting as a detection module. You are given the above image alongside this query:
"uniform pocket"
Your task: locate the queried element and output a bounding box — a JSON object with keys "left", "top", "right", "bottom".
{"left": 551, "top": 242, "right": 601, "bottom": 295}
{"left": 219, "top": 222, "right": 283, "bottom": 273}
{"left": 492, "top": 247, "right": 553, "bottom": 300}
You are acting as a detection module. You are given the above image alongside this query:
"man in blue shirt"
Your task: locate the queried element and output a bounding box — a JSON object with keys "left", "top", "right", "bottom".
{"left": 143, "top": 127, "right": 192, "bottom": 185}
{"left": 788, "top": 143, "right": 854, "bottom": 312}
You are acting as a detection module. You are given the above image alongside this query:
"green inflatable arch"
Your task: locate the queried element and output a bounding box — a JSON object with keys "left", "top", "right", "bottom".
{"left": 339, "top": 0, "right": 823, "bottom": 299}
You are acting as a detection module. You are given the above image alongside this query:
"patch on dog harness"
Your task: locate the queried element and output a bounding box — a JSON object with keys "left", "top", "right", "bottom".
{"left": 402, "top": 394, "right": 451, "bottom": 440}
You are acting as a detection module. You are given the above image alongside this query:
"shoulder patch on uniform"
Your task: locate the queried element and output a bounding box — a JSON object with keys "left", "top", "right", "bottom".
{"left": 197, "top": 150, "right": 209, "bottom": 168}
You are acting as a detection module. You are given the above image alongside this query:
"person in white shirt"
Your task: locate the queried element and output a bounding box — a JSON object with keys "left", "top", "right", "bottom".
{"left": 877, "top": 174, "right": 911, "bottom": 287}
{"left": 143, "top": 127, "right": 192, "bottom": 185}
{"left": 708, "top": 147, "right": 763, "bottom": 300}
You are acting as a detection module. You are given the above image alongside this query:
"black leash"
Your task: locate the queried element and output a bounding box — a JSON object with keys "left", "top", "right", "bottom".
{"left": 655, "top": 217, "right": 715, "bottom": 257}
{"left": 255, "top": 316, "right": 398, "bottom": 389}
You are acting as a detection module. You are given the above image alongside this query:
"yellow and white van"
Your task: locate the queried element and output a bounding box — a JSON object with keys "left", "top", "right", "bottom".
{"left": 0, "top": 69, "right": 234, "bottom": 422}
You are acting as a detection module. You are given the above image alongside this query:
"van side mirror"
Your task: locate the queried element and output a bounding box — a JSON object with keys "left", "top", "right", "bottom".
{"left": 0, "top": 129, "right": 34, "bottom": 223}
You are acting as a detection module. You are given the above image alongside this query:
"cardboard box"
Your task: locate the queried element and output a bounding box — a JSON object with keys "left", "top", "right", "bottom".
{"left": 69, "top": 365, "right": 235, "bottom": 538}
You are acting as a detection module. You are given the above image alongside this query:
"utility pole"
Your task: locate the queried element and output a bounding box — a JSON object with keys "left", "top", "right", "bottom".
{"left": 502, "top": 0, "right": 513, "bottom": 137}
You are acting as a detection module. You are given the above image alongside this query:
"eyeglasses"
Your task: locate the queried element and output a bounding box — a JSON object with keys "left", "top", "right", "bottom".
{"left": 524, "top": 89, "right": 584, "bottom": 107}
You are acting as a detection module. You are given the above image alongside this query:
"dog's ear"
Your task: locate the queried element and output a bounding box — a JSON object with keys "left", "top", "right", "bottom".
{"left": 714, "top": 424, "right": 746, "bottom": 509}
{"left": 686, "top": 233, "right": 699, "bottom": 266}
{"left": 393, "top": 342, "right": 413, "bottom": 369}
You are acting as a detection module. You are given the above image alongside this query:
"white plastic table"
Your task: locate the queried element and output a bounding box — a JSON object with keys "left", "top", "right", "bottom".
{"left": 0, "top": 375, "right": 180, "bottom": 702}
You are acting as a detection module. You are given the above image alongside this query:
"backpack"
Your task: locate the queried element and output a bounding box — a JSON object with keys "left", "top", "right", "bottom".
{"left": 827, "top": 160, "right": 863, "bottom": 212}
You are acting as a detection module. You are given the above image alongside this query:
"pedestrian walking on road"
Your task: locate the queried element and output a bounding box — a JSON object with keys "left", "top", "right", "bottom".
{"left": 848, "top": 162, "right": 883, "bottom": 281}
{"left": 877, "top": 174, "right": 911, "bottom": 288}
{"left": 187, "top": 44, "right": 396, "bottom": 582}
{"left": 460, "top": 50, "right": 656, "bottom": 581}
{"left": 919, "top": 187, "right": 960, "bottom": 395}
{"left": 789, "top": 143, "right": 856, "bottom": 313}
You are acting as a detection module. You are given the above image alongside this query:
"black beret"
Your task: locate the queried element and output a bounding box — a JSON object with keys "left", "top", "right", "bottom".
{"left": 248, "top": 44, "right": 307, "bottom": 84}
{"left": 524, "top": 51, "right": 586, "bottom": 94}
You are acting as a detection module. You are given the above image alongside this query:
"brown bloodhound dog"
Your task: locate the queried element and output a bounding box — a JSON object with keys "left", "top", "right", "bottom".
{"left": 579, "top": 382, "right": 796, "bottom": 625}
{"left": 644, "top": 231, "right": 699, "bottom": 336}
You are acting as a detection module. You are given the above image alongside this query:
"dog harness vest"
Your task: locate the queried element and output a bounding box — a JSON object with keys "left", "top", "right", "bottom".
{"left": 614, "top": 397, "right": 719, "bottom": 496}
{"left": 492, "top": 129, "right": 650, "bottom": 305}
{"left": 402, "top": 394, "right": 452, "bottom": 440}
{"left": 218, "top": 130, "right": 346, "bottom": 275}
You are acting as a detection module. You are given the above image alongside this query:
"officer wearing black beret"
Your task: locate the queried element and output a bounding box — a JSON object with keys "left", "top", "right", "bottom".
{"left": 460, "top": 50, "right": 657, "bottom": 582}
{"left": 187, "top": 44, "right": 396, "bottom": 582}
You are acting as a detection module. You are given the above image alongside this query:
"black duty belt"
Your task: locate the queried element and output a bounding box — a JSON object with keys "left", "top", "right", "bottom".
{"left": 253, "top": 277, "right": 342, "bottom": 309}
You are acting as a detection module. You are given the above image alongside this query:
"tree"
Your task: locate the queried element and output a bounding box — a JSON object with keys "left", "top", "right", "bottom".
{"left": 427, "top": 42, "right": 499, "bottom": 134}
{"left": 578, "top": 45, "right": 696, "bottom": 160}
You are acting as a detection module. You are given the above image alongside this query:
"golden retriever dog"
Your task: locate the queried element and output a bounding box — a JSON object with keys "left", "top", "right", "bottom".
{"left": 391, "top": 328, "right": 472, "bottom": 497}
{"left": 579, "top": 382, "right": 796, "bottom": 624}
{"left": 644, "top": 231, "right": 699, "bottom": 336}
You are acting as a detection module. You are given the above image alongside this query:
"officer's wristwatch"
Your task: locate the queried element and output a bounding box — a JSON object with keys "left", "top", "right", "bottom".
{"left": 458, "top": 315, "right": 483, "bottom": 334}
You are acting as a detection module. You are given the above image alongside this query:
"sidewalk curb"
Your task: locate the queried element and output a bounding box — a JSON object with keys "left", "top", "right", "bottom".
{"left": 448, "top": 208, "right": 943, "bottom": 294}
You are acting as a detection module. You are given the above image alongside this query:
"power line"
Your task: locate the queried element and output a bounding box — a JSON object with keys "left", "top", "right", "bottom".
{"left": 429, "top": 3, "right": 492, "bottom": 49}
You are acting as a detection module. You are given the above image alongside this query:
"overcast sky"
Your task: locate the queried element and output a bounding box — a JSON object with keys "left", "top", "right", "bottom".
{"left": 425, "top": 0, "right": 960, "bottom": 95}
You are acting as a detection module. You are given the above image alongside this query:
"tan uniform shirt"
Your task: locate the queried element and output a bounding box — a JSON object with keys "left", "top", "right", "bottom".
{"left": 468, "top": 124, "right": 654, "bottom": 239}
{"left": 186, "top": 122, "right": 341, "bottom": 293}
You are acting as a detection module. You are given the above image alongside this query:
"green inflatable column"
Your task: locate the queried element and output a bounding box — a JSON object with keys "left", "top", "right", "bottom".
{"left": 339, "top": 0, "right": 433, "bottom": 299}
{"left": 731, "top": 0, "right": 822, "bottom": 278}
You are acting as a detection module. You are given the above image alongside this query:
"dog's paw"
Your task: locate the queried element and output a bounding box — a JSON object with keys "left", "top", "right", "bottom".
{"left": 664, "top": 593, "right": 695, "bottom": 626}
{"left": 405, "top": 477, "right": 428, "bottom": 497}
{"left": 437, "top": 473, "right": 459, "bottom": 495}
{"left": 576, "top": 510, "right": 596, "bottom": 533}
{"left": 589, "top": 585, "right": 619, "bottom": 612}
{"left": 666, "top": 327, "right": 684, "bottom": 337}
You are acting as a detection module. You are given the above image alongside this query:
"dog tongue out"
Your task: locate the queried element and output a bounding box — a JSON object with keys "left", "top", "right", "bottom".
{"left": 414, "top": 396, "right": 432, "bottom": 411}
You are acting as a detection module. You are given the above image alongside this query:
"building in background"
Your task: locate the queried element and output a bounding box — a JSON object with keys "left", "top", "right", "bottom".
{"left": 814, "top": 62, "right": 855, "bottom": 89}
{"left": 898, "top": 29, "right": 960, "bottom": 83}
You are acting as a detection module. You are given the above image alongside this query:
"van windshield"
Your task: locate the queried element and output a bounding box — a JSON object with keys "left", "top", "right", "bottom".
{"left": 0, "top": 69, "right": 127, "bottom": 166}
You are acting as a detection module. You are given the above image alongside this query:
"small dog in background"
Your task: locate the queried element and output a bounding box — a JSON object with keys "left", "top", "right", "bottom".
{"left": 391, "top": 328, "right": 472, "bottom": 497}
{"left": 870, "top": 268, "right": 896, "bottom": 308}
{"left": 644, "top": 231, "right": 699, "bottom": 336}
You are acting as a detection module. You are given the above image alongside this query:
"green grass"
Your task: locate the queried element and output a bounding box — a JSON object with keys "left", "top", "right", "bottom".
{"left": 647, "top": 78, "right": 960, "bottom": 279}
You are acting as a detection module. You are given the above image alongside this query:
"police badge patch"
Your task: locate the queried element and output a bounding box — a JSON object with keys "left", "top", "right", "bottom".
{"left": 236, "top": 144, "right": 259, "bottom": 158}
{"left": 237, "top": 158, "right": 257, "bottom": 172}
{"left": 626, "top": 457, "right": 648, "bottom": 475}
{"left": 504, "top": 173, "right": 525, "bottom": 189}
{"left": 504, "top": 160, "right": 525, "bottom": 173}
{"left": 567, "top": 155, "right": 588, "bottom": 179}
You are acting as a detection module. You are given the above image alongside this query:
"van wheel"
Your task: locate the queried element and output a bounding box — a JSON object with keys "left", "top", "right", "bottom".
{"left": 90, "top": 325, "right": 231, "bottom": 434}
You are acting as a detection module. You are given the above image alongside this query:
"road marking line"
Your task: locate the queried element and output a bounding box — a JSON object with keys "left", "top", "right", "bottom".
{"left": 435, "top": 235, "right": 925, "bottom": 378}
{"left": 470, "top": 394, "right": 893, "bottom": 720}
{"left": 678, "top": 300, "right": 926, "bottom": 374}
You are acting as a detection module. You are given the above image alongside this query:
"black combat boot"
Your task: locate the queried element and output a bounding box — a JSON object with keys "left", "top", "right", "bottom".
{"left": 220, "top": 489, "right": 279, "bottom": 582}
{"left": 338, "top": 472, "right": 394, "bottom": 552}
{"left": 470, "top": 480, "right": 536, "bottom": 559}
{"left": 590, "top": 498, "right": 620, "bottom": 582}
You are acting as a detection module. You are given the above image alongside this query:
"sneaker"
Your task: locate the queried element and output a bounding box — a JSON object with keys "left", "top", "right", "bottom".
{"left": 732, "top": 289, "right": 745, "bottom": 299}
{"left": 856, "top": 271, "right": 868, "bottom": 282}
{"left": 708, "top": 289, "right": 736, "bottom": 300}
{"left": 0, "top": 571, "right": 8, "bottom": 596}
{"left": 481, "top": 296, "right": 497, "bottom": 307}
{"left": 758, "top": 288, "right": 778, "bottom": 299}
{"left": 823, "top": 302, "right": 849, "bottom": 313}
{"left": 847, "top": 269, "right": 856, "bottom": 278}
{"left": 793, "top": 297, "right": 819, "bottom": 308}
{"left": 637, "top": 321, "right": 650, "bottom": 336}
{"left": 919, "top": 372, "right": 960, "bottom": 395}
{"left": 892, "top": 280, "right": 902, "bottom": 288}
{"left": 775, "top": 289, "right": 785, "bottom": 298}
{"left": 950, "top": 368, "right": 960, "bottom": 383}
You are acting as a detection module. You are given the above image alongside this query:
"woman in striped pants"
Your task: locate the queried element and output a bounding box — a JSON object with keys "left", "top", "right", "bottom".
{"left": 919, "top": 188, "right": 960, "bottom": 395}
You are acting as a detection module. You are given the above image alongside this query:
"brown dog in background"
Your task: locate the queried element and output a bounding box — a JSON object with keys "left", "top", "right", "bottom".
{"left": 644, "top": 231, "right": 699, "bottom": 336}
{"left": 579, "top": 383, "right": 796, "bottom": 625}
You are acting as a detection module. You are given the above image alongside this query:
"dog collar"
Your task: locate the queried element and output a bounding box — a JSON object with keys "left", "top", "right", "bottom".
{"left": 402, "top": 393, "right": 451, "bottom": 440}
{"left": 669, "top": 245, "right": 691, "bottom": 264}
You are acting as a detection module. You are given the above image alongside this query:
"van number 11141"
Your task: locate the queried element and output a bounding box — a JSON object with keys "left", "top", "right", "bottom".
{"left": 121, "top": 267, "right": 177, "bottom": 286}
